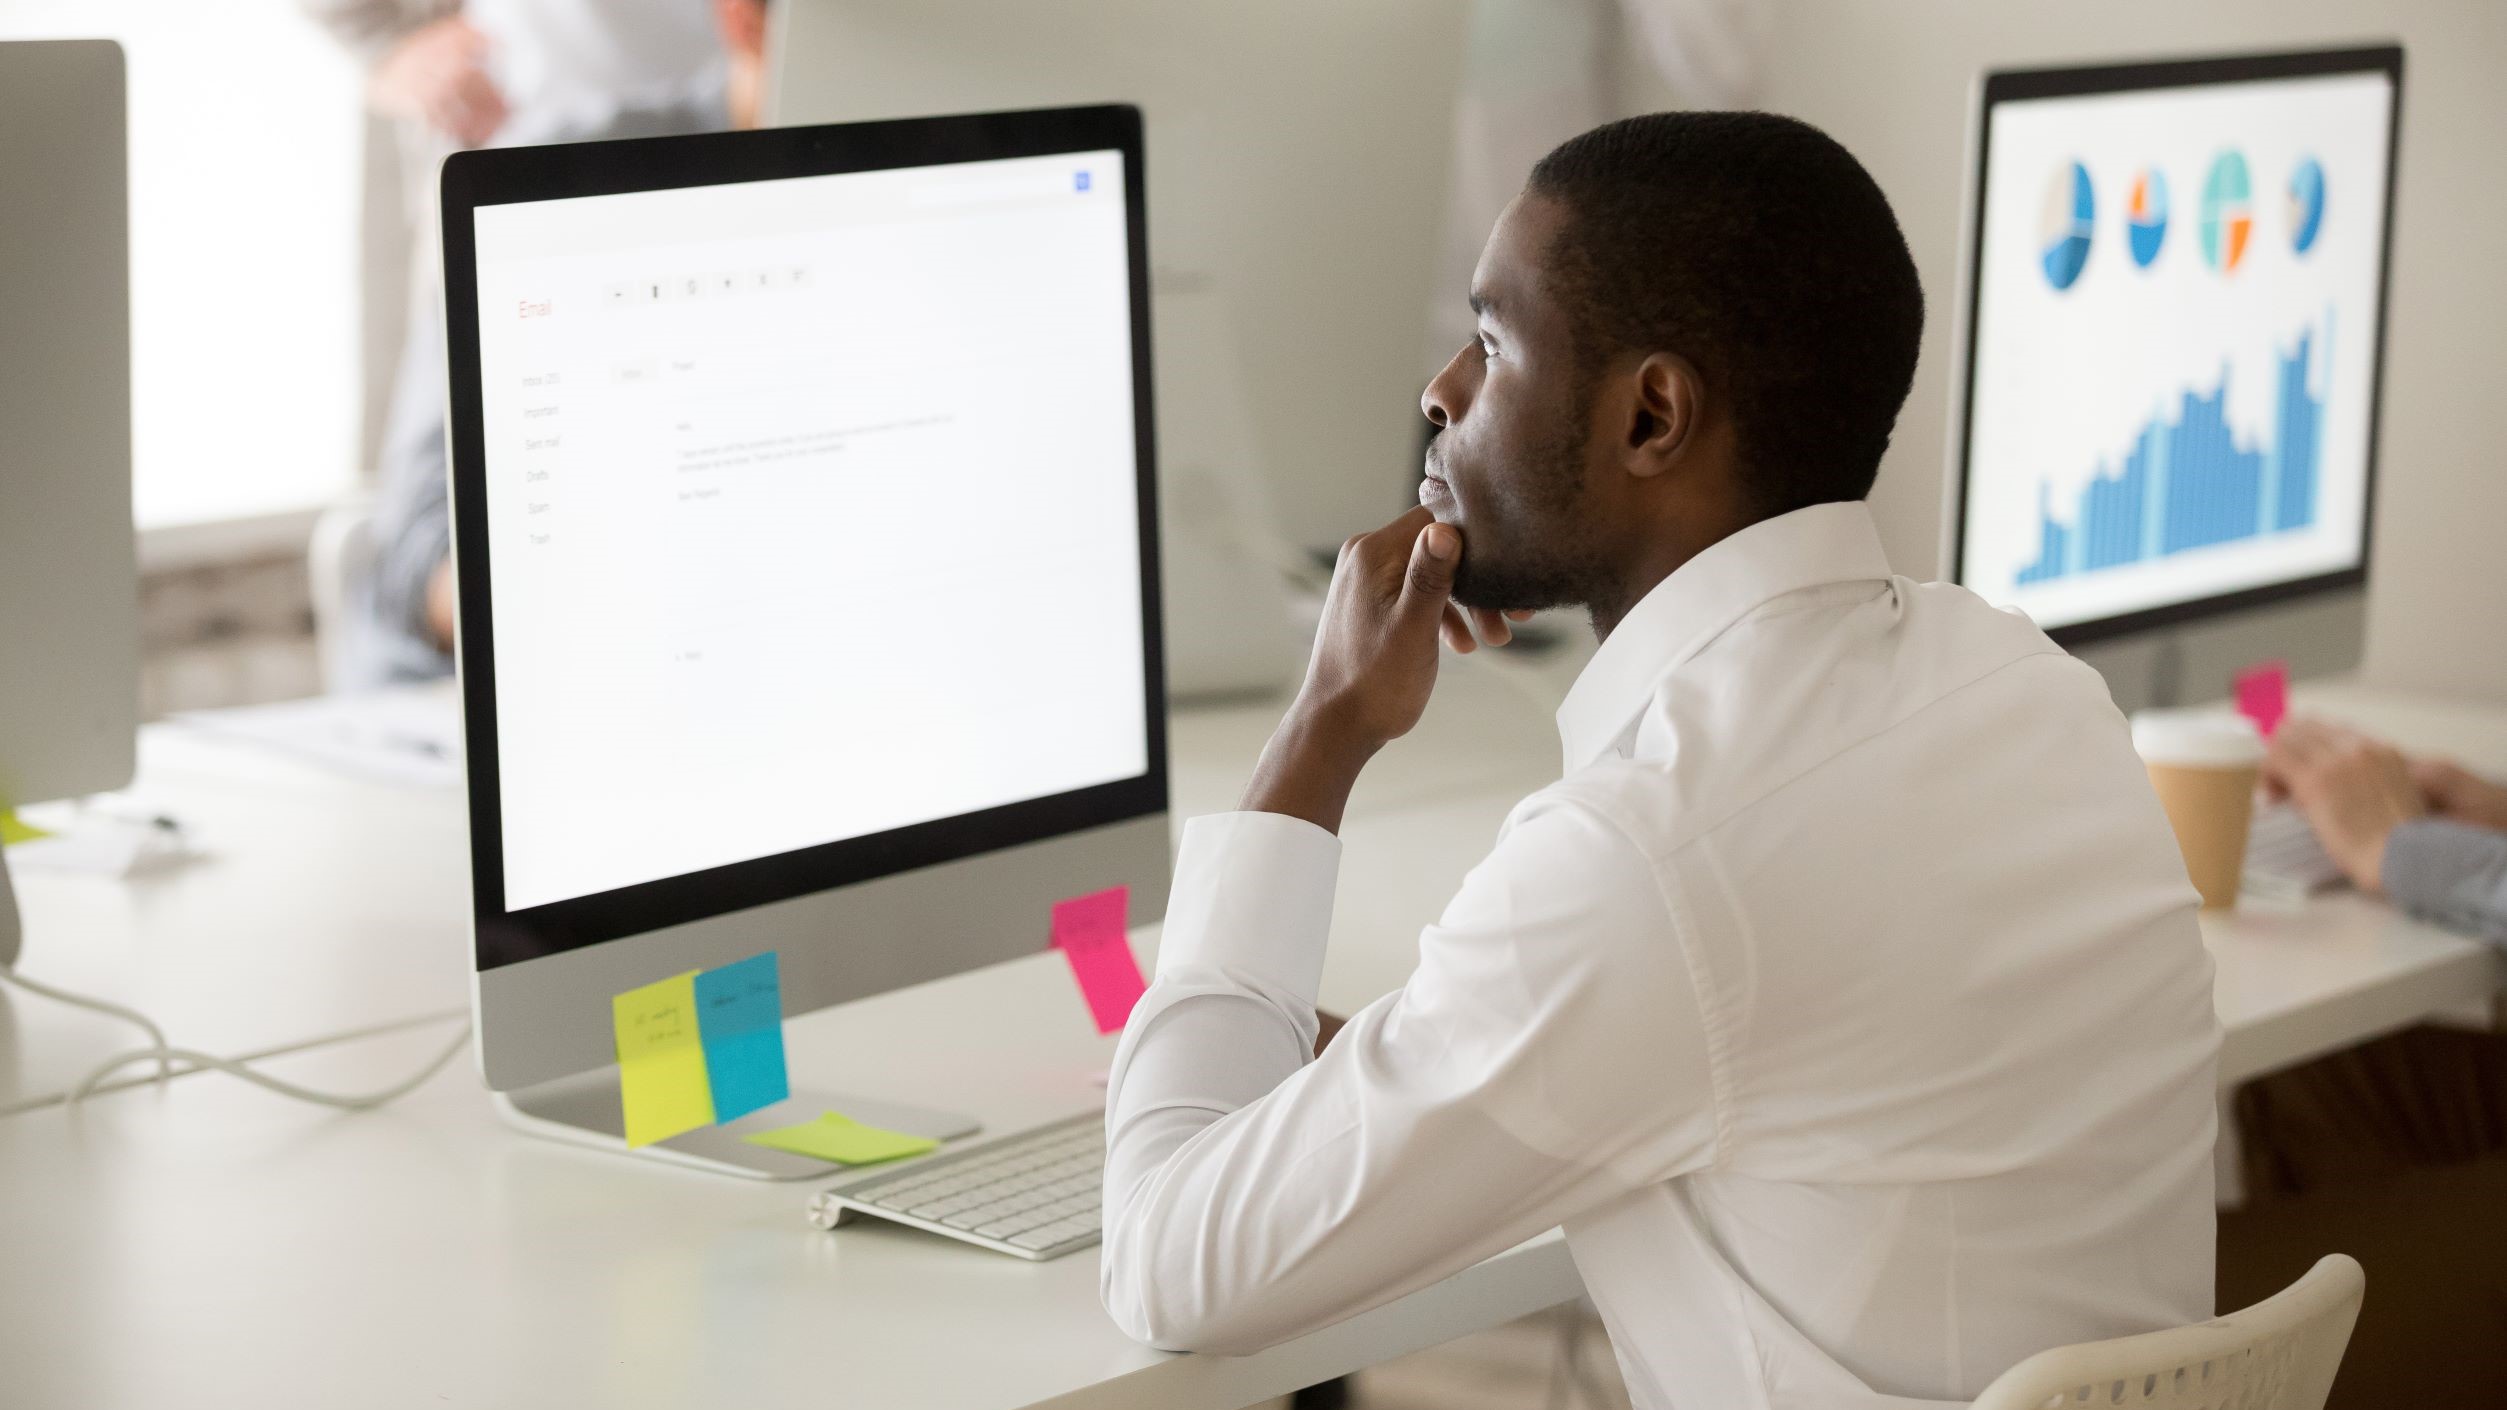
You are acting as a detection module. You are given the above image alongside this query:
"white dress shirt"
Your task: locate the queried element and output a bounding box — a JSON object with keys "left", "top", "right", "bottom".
{"left": 1102, "top": 501, "right": 2221, "bottom": 1409}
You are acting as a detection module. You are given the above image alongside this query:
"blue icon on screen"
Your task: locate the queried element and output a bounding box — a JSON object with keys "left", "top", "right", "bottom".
{"left": 1074, "top": 170, "right": 1092, "bottom": 193}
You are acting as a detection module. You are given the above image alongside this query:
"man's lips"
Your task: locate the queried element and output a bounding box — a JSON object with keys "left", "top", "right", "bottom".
{"left": 1418, "top": 472, "right": 1451, "bottom": 507}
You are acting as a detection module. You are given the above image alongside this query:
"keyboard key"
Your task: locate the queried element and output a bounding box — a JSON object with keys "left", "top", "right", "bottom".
{"left": 1010, "top": 1226, "right": 1070, "bottom": 1251}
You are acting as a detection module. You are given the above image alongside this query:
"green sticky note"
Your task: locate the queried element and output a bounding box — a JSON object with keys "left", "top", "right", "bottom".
{"left": 0, "top": 807, "right": 52, "bottom": 846}
{"left": 614, "top": 971, "right": 716, "bottom": 1148}
{"left": 743, "top": 1110, "right": 938, "bottom": 1165}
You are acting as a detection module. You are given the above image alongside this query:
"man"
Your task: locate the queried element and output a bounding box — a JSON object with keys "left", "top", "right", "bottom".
{"left": 2262, "top": 716, "right": 2507, "bottom": 941}
{"left": 1101, "top": 113, "right": 2222, "bottom": 1408}
{"left": 304, "top": 0, "right": 771, "bottom": 685}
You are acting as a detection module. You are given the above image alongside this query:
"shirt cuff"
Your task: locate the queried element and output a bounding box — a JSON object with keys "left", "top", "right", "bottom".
{"left": 1158, "top": 811, "right": 1343, "bottom": 1006}
{"left": 2383, "top": 818, "right": 2507, "bottom": 915}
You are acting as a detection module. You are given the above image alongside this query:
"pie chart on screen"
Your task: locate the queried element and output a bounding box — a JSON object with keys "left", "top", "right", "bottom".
{"left": 2289, "top": 156, "right": 2326, "bottom": 254}
{"left": 2039, "top": 160, "right": 2093, "bottom": 290}
{"left": 2127, "top": 168, "right": 2169, "bottom": 267}
{"left": 2201, "top": 149, "right": 2252, "bottom": 273}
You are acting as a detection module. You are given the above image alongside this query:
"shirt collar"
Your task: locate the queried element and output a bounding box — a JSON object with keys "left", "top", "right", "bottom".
{"left": 1555, "top": 500, "right": 1894, "bottom": 772}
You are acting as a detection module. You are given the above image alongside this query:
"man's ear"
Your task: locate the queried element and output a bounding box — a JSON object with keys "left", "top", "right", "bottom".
{"left": 1623, "top": 352, "right": 1704, "bottom": 479}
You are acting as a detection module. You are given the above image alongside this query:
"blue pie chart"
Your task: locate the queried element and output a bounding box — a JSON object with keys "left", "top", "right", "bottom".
{"left": 2039, "top": 160, "right": 2094, "bottom": 291}
{"left": 2289, "top": 156, "right": 2326, "bottom": 254}
{"left": 2127, "top": 168, "right": 2169, "bottom": 268}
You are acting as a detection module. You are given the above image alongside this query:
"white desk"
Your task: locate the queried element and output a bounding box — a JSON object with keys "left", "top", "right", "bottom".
{"left": 2, "top": 667, "right": 2501, "bottom": 1409}
{"left": 0, "top": 946, "right": 1583, "bottom": 1410}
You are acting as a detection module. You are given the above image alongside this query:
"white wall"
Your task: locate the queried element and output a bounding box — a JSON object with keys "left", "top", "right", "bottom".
{"left": 1621, "top": 0, "right": 2507, "bottom": 703}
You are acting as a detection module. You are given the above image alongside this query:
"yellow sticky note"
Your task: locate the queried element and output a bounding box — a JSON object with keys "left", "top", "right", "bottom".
{"left": 743, "top": 1111, "right": 938, "bottom": 1165}
{"left": 0, "top": 808, "right": 52, "bottom": 846}
{"left": 614, "top": 971, "right": 715, "bottom": 1148}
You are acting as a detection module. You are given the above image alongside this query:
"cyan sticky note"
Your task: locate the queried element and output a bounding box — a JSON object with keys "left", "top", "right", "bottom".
{"left": 1051, "top": 884, "right": 1145, "bottom": 1035}
{"left": 743, "top": 1110, "right": 937, "bottom": 1165}
{"left": 694, "top": 951, "right": 788, "bottom": 1123}
{"left": 614, "top": 971, "right": 715, "bottom": 1148}
{"left": 2235, "top": 660, "right": 2289, "bottom": 739}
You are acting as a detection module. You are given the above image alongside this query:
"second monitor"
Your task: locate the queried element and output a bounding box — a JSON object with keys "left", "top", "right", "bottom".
{"left": 1948, "top": 47, "right": 2402, "bottom": 706}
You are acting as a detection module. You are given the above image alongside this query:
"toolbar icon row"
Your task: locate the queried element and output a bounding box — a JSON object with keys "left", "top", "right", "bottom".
{"left": 605, "top": 267, "right": 812, "bottom": 306}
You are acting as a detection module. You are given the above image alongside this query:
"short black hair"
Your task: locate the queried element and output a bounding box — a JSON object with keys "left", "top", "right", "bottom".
{"left": 1526, "top": 111, "right": 1923, "bottom": 515}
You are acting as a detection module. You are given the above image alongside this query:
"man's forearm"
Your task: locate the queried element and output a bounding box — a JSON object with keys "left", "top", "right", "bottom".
{"left": 2383, "top": 818, "right": 2507, "bottom": 943}
{"left": 1239, "top": 707, "right": 1380, "bottom": 835}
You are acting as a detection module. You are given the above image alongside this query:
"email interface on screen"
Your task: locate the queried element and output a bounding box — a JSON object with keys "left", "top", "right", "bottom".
{"left": 472, "top": 152, "right": 1148, "bottom": 912}
{"left": 1959, "top": 72, "right": 2392, "bottom": 630}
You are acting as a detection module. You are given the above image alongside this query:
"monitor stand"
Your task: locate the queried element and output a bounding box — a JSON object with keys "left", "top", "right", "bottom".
{"left": 497, "top": 1068, "right": 981, "bottom": 1180}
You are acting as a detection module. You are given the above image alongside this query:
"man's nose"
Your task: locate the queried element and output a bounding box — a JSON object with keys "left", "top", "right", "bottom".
{"left": 1421, "top": 345, "right": 1473, "bottom": 427}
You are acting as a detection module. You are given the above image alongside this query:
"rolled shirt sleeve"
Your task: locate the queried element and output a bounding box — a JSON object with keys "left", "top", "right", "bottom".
{"left": 2382, "top": 818, "right": 2507, "bottom": 944}
{"left": 1100, "top": 798, "right": 1723, "bottom": 1354}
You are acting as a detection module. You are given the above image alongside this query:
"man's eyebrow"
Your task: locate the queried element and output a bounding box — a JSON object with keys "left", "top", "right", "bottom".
{"left": 1468, "top": 291, "right": 1502, "bottom": 319}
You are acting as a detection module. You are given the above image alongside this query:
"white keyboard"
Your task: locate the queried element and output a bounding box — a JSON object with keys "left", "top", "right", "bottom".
{"left": 2244, "top": 802, "right": 2347, "bottom": 895}
{"left": 804, "top": 1111, "right": 1104, "bottom": 1260}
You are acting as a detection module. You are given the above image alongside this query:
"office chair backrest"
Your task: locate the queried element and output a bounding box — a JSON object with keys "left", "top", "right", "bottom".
{"left": 1970, "top": 1254, "right": 2363, "bottom": 1410}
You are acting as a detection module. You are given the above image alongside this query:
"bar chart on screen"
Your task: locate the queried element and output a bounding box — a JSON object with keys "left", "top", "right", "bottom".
{"left": 2016, "top": 309, "right": 2329, "bottom": 586}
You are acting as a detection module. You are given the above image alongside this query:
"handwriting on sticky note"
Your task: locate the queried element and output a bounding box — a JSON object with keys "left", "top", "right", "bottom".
{"left": 743, "top": 1110, "right": 938, "bottom": 1165}
{"left": 694, "top": 952, "right": 788, "bottom": 1123}
{"left": 1052, "top": 884, "right": 1145, "bottom": 1035}
{"left": 613, "top": 971, "right": 715, "bottom": 1147}
{"left": 2234, "top": 660, "right": 2289, "bottom": 738}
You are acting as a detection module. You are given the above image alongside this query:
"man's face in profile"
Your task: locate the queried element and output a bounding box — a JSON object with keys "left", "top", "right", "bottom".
{"left": 1419, "top": 194, "right": 1611, "bottom": 615}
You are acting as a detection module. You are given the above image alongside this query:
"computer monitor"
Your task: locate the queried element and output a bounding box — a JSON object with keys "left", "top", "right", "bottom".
{"left": 441, "top": 106, "right": 1170, "bottom": 1177}
{"left": 1946, "top": 47, "right": 2402, "bottom": 710}
{"left": 768, "top": 0, "right": 1468, "bottom": 557}
{"left": 0, "top": 39, "right": 138, "bottom": 967}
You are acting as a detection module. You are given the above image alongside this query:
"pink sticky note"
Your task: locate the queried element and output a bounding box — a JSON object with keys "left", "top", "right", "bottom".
{"left": 2234, "top": 660, "right": 2290, "bottom": 738}
{"left": 1051, "top": 884, "right": 1145, "bottom": 1035}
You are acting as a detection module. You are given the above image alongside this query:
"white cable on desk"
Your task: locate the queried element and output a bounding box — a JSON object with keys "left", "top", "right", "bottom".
{"left": 0, "top": 963, "right": 172, "bottom": 1083}
{"left": 0, "top": 963, "right": 470, "bottom": 1113}
{"left": 66, "top": 1021, "right": 472, "bottom": 1111}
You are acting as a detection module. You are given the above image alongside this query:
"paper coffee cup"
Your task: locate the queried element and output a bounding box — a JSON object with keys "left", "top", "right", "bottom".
{"left": 2132, "top": 710, "right": 2265, "bottom": 909}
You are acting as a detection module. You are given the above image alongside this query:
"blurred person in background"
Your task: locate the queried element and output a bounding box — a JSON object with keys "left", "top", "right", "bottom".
{"left": 302, "top": 0, "right": 771, "bottom": 686}
{"left": 2224, "top": 717, "right": 2507, "bottom": 1409}
{"left": 2262, "top": 717, "right": 2507, "bottom": 943}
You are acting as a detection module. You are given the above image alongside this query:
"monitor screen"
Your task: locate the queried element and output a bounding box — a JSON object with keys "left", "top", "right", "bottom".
{"left": 468, "top": 149, "right": 1149, "bottom": 914}
{"left": 1951, "top": 54, "right": 2398, "bottom": 639}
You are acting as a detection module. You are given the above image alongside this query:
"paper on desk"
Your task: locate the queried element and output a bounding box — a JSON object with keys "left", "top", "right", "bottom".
{"left": 171, "top": 687, "right": 461, "bottom": 788}
{"left": 693, "top": 951, "right": 788, "bottom": 1123}
{"left": 1, "top": 808, "right": 196, "bottom": 878}
{"left": 743, "top": 1110, "right": 937, "bottom": 1165}
{"left": 1051, "top": 884, "right": 1146, "bottom": 1035}
{"left": 613, "top": 971, "right": 716, "bottom": 1147}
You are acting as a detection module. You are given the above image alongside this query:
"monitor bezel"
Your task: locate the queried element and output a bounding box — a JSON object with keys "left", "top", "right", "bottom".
{"left": 1947, "top": 45, "right": 2404, "bottom": 647}
{"left": 441, "top": 105, "right": 1168, "bottom": 970}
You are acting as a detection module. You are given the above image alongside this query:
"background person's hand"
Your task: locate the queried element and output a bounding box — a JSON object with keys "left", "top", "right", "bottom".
{"left": 369, "top": 16, "right": 507, "bottom": 147}
{"left": 2261, "top": 717, "right": 2428, "bottom": 892}
{"left": 2411, "top": 757, "right": 2507, "bottom": 833}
